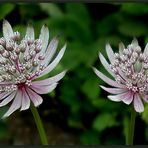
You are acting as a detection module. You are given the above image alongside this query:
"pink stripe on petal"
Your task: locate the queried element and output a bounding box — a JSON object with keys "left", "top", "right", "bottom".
{"left": 26, "top": 87, "right": 43, "bottom": 107}
{"left": 20, "top": 88, "right": 30, "bottom": 111}
{"left": 39, "top": 25, "right": 49, "bottom": 54}
{"left": 117, "top": 68, "right": 127, "bottom": 82}
{"left": 44, "top": 37, "right": 59, "bottom": 65}
{"left": 0, "top": 91, "right": 16, "bottom": 107}
{"left": 33, "top": 70, "right": 67, "bottom": 86}
{"left": 30, "top": 83, "right": 58, "bottom": 94}
{"left": 36, "top": 44, "right": 66, "bottom": 79}
{"left": 134, "top": 94, "right": 144, "bottom": 113}
{"left": 100, "top": 85, "right": 127, "bottom": 94}
{"left": 93, "top": 67, "right": 125, "bottom": 88}
{"left": 108, "top": 91, "right": 133, "bottom": 105}
{"left": 3, "top": 90, "right": 22, "bottom": 118}
{"left": 0, "top": 91, "right": 13, "bottom": 100}
{"left": 120, "top": 91, "right": 133, "bottom": 105}
{"left": 99, "top": 53, "right": 114, "bottom": 77}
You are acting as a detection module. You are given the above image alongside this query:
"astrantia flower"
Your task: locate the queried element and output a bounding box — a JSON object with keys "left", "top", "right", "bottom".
{"left": 0, "top": 20, "right": 67, "bottom": 118}
{"left": 93, "top": 39, "right": 148, "bottom": 113}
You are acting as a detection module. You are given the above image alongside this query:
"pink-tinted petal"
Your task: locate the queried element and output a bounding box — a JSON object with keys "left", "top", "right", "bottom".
{"left": 100, "top": 85, "right": 127, "bottom": 94}
{"left": 0, "top": 91, "right": 13, "bottom": 100}
{"left": 3, "top": 90, "right": 22, "bottom": 118}
{"left": 3, "top": 20, "right": 13, "bottom": 41}
{"left": 93, "top": 67, "right": 125, "bottom": 88}
{"left": 133, "top": 94, "right": 144, "bottom": 113}
{"left": 0, "top": 91, "right": 16, "bottom": 107}
{"left": 143, "top": 95, "right": 148, "bottom": 103}
{"left": 43, "top": 37, "right": 59, "bottom": 65}
{"left": 20, "top": 88, "right": 30, "bottom": 111}
{"left": 120, "top": 91, "right": 133, "bottom": 105}
{"left": 26, "top": 87, "right": 43, "bottom": 107}
{"left": 39, "top": 25, "right": 49, "bottom": 54}
{"left": 106, "top": 43, "right": 115, "bottom": 64}
{"left": 99, "top": 53, "right": 114, "bottom": 77}
{"left": 108, "top": 91, "right": 133, "bottom": 104}
{"left": 36, "top": 44, "right": 66, "bottom": 79}
{"left": 107, "top": 94, "right": 122, "bottom": 102}
{"left": 30, "top": 83, "right": 57, "bottom": 94}
{"left": 33, "top": 70, "right": 67, "bottom": 86}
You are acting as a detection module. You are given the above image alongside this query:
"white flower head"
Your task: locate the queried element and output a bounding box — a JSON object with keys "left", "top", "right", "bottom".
{"left": 93, "top": 38, "right": 148, "bottom": 113}
{"left": 0, "top": 20, "right": 67, "bottom": 118}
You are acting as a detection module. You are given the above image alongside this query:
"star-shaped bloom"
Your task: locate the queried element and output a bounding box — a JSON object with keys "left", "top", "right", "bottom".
{"left": 0, "top": 20, "right": 67, "bottom": 118}
{"left": 93, "top": 39, "right": 148, "bottom": 113}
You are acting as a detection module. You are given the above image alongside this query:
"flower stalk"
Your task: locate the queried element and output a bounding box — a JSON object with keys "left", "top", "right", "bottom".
{"left": 30, "top": 103, "right": 48, "bottom": 145}
{"left": 126, "top": 106, "right": 136, "bottom": 145}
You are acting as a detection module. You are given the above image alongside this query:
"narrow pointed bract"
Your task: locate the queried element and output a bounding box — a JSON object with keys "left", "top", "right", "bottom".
{"left": 93, "top": 39, "right": 148, "bottom": 113}
{"left": 0, "top": 20, "right": 67, "bottom": 118}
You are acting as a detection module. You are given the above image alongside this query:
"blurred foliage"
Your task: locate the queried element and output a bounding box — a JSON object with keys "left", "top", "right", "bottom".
{"left": 0, "top": 2, "right": 147, "bottom": 145}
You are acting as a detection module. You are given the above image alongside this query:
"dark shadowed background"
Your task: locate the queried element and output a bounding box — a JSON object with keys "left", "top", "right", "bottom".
{"left": 0, "top": 2, "right": 148, "bottom": 145}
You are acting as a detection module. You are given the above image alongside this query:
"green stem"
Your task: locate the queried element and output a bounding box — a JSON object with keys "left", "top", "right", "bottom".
{"left": 30, "top": 103, "right": 48, "bottom": 145}
{"left": 126, "top": 106, "right": 136, "bottom": 145}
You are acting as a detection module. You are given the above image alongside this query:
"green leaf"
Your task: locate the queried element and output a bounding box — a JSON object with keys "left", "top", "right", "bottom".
{"left": 18, "top": 4, "right": 41, "bottom": 20}
{"left": 82, "top": 77, "right": 100, "bottom": 100}
{"left": 121, "top": 3, "right": 148, "bottom": 15}
{"left": 0, "top": 4, "right": 15, "bottom": 20}
{"left": 65, "top": 3, "right": 90, "bottom": 24}
{"left": 96, "top": 13, "right": 120, "bottom": 36}
{"left": 80, "top": 131, "right": 100, "bottom": 144}
{"left": 61, "top": 42, "right": 86, "bottom": 69}
{"left": 64, "top": 16, "right": 92, "bottom": 42}
{"left": 92, "top": 97, "right": 122, "bottom": 112}
{"left": 40, "top": 3, "right": 63, "bottom": 18}
{"left": 60, "top": 77, "right": 81, "bottom": 114}
{"left": 64, "top": 4, "right": 92, "bottom": 42}
{"left": 93, "top": 113, "right": 118, "bottom": 132}
{"left": 118, "top": 20, "right": 147, "bottom": 37}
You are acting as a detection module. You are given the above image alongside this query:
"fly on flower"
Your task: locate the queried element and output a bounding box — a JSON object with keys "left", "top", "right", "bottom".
{"left": 0, "top": 20, "right": 67, "bottom": 118}
{"left": 93, "top": 39, "right": 148, "bottom": 113}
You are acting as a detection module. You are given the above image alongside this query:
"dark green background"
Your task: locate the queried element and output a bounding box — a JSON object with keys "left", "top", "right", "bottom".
{"left": 0, "top": 3, "right": 148, "bottom": 145}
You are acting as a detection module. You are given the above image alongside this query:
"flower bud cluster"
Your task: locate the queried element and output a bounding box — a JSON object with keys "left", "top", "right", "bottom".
{"left": 110, "top": 43, "right": 148, "bottom": 94}
{"left": 0, "top": 30, "right": 46, "bottom": 92}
